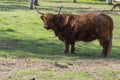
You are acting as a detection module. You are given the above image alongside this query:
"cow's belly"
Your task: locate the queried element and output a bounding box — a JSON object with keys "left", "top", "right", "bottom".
{"left": 80, "top": 36, "right": 97, "bottom": 42}
{"left": 75, "top": 31, "right": 97, "bottom": 42}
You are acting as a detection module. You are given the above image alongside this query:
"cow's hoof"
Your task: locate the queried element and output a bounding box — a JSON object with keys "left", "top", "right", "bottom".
{"left": 71, "top": 51, "right": 75, "bottom": 54}
{"left": 100, "top": 54, "right": 106, "bottom": 58}
{"left": 64, "top": 50, "right": 68, "bottom": 54}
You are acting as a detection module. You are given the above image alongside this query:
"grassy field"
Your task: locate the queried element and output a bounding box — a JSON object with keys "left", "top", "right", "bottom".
{"left": 0, "top": 0, "right": 120, "bottom": 80}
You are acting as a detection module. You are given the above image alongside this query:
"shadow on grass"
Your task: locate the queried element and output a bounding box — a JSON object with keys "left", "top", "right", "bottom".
{"left": 46, "top": 0, "right": 107, "bottom": 5}
{"left": 37, "top": 7, "right": 59, "bottom": 13}
{"left": 0, "top": 37, "right": 120, "bottom": 60}
{"left": 45, "top": 0, "right": 72, "bottom": 3}
{"left": 0, "top": 1, "right": 60, "bottom": 13}
{"left": 0, "top": 4, "right": 29, "bottom": 11}
{"left": 0, "top": 0, "right": 30, "bottom": 11}
{"left": 76, "top": 1, "right": 108, "bottom": 5}
{"left": 2, "top": 1, "right": 29, "bottom": 4}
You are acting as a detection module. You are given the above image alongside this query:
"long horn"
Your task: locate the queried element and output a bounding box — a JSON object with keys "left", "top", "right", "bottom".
{"left": 58, "top": 5, "right": 63, "bottom": 14}
{"left": 35, "top": 5, "right": 44, "bottom": 15}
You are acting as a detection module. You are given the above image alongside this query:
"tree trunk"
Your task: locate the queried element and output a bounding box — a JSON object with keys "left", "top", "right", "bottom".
{"left": 29, "top": 0, "right": 34, "bottom": 9}
{"left": 73, "top": 0, "right": 77, "bottom": 3}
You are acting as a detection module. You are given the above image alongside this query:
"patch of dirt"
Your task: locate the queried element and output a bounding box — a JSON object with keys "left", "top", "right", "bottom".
{"left": 52, "top": 60, "right": 120, "bottom": 72}
{"left": 0, "top": 57, "right": 120, "bottom": 80}
{"left": 0, "top": 57, "right": 51, "bottom": 80}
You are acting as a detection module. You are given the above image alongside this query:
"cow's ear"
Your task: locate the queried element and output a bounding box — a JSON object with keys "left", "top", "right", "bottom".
{"left": 53, "top": 15, "right": 60, "bottom": 23}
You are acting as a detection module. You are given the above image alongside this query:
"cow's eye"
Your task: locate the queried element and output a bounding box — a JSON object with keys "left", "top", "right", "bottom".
{"left": 43, "top": 17, "right": 47, "bottom": 20}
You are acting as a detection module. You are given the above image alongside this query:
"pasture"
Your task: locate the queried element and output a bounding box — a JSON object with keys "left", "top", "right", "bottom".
{"left": 0, "top": 0, "right": 120, "bottom": 80}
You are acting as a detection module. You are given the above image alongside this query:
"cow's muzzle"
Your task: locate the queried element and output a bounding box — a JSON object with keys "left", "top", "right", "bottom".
{"left": 44, "top": 25, "right": 50, "bottom": 29}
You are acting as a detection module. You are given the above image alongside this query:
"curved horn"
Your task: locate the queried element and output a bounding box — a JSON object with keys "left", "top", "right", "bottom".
{"left": 35, "top": 5, "right": 44, "bottom": 15}
{"left": 58, "top": 5, "right": 63, "bottom": 14}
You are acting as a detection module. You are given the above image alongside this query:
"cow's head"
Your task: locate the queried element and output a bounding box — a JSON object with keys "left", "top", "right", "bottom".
{"left": 41, "top": 14, "right": 64, "bottom": 30}
{"left": 35, "top": 6, "right": 63, "bottom": 30}
{"left": 41, "top": 13, "right": 55, "bottom": 30}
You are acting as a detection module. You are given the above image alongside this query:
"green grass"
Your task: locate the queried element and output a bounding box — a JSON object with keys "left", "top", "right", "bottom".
{"left": 5, "top": 68, "right": 120, "bottom": 80}
{"left": 0, "top": 0, "right": 120, "bottom": 80}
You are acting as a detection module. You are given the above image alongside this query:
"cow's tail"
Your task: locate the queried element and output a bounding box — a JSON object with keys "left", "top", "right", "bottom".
{"left": 107, "top": 32, "right": 112, "bottom": 54}
{"left": 107, "top": 18, "right": 113, "bottom": 55}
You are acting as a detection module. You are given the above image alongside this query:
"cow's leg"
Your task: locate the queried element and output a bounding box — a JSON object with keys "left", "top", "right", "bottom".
{"left": 64, "top": 42, "right": 70, "bottom": 53}
{"left": 99, "top": 39, "right": 107, "bottom": 58}
{"left": 99, "top": 36, "right": 112, "bottom": 58}
{"left": 71, "top": 42, "right": 75, "bottom": 54}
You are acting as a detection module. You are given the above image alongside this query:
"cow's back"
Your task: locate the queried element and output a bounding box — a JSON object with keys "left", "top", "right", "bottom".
{"left": 71, "top": 12, "right": 113, "bottom": 42}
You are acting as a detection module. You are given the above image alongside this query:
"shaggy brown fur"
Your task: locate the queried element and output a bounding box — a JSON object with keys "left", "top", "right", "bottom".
{"left": 40, "top": 12, "right": 113, "bottom": 58}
